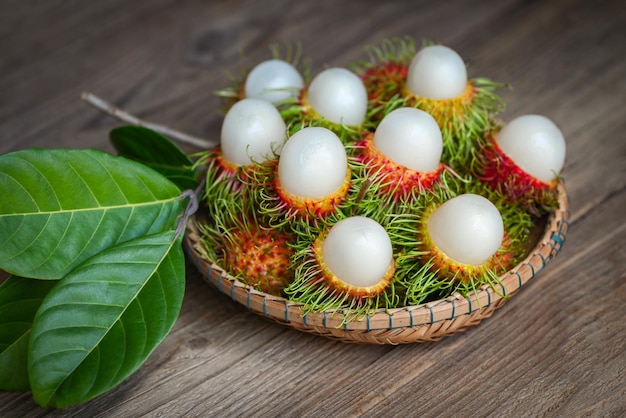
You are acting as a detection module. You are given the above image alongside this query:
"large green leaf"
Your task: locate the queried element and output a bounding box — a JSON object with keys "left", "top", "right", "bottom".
{"left": 28, "top": 230, "right": 185, "bottom": 408}
{"left": 0, "top": 276, "right": 57, "bottom": 392}
{"left": 0, "top": 148, "right": 183, "bottom": 279}
{"left": 110, "top": 126, "right": 199, "bottom": 190}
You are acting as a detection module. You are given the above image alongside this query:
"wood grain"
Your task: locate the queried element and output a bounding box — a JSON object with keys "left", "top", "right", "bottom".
{"left": 1, "top": 0, "right": 624, "bottom": 416}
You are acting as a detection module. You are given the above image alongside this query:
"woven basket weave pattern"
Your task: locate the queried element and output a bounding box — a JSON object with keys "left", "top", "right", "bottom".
{"left": 185, "top": 183, "right": 569, "bottom": 344}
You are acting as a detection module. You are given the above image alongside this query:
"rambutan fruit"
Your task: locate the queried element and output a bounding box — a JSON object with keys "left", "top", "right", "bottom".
{"left": 220, "top": 98, "right": 288, "bottom": 166}
{"left": 354, "top": 39, "right": 505, "bottom": 170}
{"left": 241, "top": 126, "right": 352, "bottom": 225}
{"left": 420, "top": 193, "right": 508, "bottom": 281}
{"left": 401, "top": 45, "right": 505, "bottom": 170}
{"left": 354, "top": 37, "right": 416, "bottom": 121}
{"left": 305, "top": 67, "right": 368, "bottom": 127}
{"left": 388, "top": 182, "right": 533, "bottom": 307}
{"left": 221, "top": 224, "right": 294, "bottom": 296}
{"left": 475, "top": 114, "right": 566, "bottom": 214}
{"left": 200, "top": 97, "right": 287, "bottom": 200}
{"left": 279, "top": 67, "right": 369, "bottom": 144}
{"left": 355, "top": 107, "right": 445, "bottom": 202}
{"left": 215, "top": 42, "right": 309, "bottom": 111}
{"left": 198, "top": 204, "right": 295, "bottom": 296}
{"left": 243, "top": 59, "right": 305, "bottom": 105}
{"left": 417, "top": 190, "right": 533, "bottom": 284}
{"left": 284, "top": 215, "right": 396, "bottom": 320}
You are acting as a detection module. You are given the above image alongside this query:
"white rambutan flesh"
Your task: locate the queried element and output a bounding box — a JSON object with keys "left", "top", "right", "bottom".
{"left": 322, "top": 216, "right": 393, "bottom": 288}
{"left": 307, "top": 67, "right": 368, "bottom": 126}
{"left": 427, "top": 194, "right": 504, "bottom": 266}
{"left": 373, "top": 107, "right": 443, "bottom": 172}
{"left": 406, "top": 45, "right": 468, "bottom": 99}
{"left": 278, "top": 127, "right": 348, "bottom": 198}
{"left": 220, "top": 98, "right": 287, "bottom": 166}
{"left": 496, "top": 114, "right": 566, "bottom": 183}
{"left": 244, "top": 59, "right": 304, "bottom": 104}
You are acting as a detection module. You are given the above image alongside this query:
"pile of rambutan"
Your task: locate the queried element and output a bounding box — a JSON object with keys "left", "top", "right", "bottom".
{"left": 196, "top": 37, "right": 566, "bottom": 323}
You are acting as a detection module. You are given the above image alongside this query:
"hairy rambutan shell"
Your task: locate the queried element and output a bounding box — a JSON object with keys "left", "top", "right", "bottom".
{"left": 277, "top": 127, "right": 348, "bottom": 199}
{"left": 406, "top": 45, "right": 468, "bottom": 99}
{"left": 321, "top": 216, "right": 394, "bottom": 288}
{"left": 427, "top": 194, "right": 504, "bottom": 266}
{"left": 307, "top": 67, "right": 368, "bottom": 126}
{"left": 496, "top": 114, "right": 566, "bottom": 183}
{"left": 221, "top": 98, "right": 287, "bottom": 166}
{"left": 244, "top": 59, "right": 304, "bottom": 104}
{"left": 223, "top": 227, "right": 293, "bottom": 295}
{"left": 373, "top": 107, "right": 443, "bottom": 172}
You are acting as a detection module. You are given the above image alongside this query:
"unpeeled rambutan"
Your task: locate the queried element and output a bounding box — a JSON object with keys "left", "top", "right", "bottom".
{"left": 222, "top": 225, "right": 294, "bottom": 296}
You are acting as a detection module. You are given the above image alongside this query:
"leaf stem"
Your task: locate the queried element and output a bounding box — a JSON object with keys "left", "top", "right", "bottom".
{"left": 81, "top": 92, "right": 214, "bottom": 149}
{"left": 176, "top": 177, "right": 206, "bottom": 238}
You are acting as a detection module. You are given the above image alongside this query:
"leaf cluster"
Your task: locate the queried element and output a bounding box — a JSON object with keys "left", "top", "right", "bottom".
{"left": 0, "top": 127, "right": 199, "bottom": 408}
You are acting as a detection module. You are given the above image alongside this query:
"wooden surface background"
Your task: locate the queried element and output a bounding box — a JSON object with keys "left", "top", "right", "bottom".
{"left": 1, "top": 0, "right": 624, "bottom": 416}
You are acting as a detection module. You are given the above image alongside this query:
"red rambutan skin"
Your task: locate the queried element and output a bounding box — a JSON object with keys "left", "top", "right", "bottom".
{"left": 223, "top": 227, "right": 293, "bottom": 295}
{"left": 356, "top": 133, "right": 443, "bottom": 201}
{"left": 361, "top": 62, "right": 409, "bottom": 102}
{"left": 476, "top": 135, "right": 559, "bottom": 210}
{"left": 311, "top": 232, "right": 395, "bottom": 301}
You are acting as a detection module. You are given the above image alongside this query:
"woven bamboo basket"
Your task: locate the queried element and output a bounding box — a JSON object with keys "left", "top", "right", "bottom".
{"left": 184, "top": 182, "right": 569, "bottom": 345}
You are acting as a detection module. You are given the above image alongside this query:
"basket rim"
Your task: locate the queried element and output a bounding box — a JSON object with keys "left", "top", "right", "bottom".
{"left": 184, "top": 181, "right": 569, "bottom": 333}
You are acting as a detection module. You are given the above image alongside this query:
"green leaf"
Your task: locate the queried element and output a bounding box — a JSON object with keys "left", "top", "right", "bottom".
{"left": 28, "top": 230, "right": 185, "bottom": 408}
{"left": 0, "top": 148, "right": 183, "bottom": 280}
{"left": 0, "top": 276, "right": 57, "bottom": 391}
{"left": 110, "top": 126, "right": 199, "bottom": 190}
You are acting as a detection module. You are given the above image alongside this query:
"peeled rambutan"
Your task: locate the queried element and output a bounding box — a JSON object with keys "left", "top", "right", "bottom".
{"left": 243, "top": 59, "right": 305, "bottom": 105}
{"left": 419, "top": 194, "right": 511, "bottom": 282}
{"left": 355, "top": 107, "right": 445, "bottom": 201}
{"left": 303, "top": 67, "right": 368, "bottom": 127}
{"left": 279, "top": 67, "right": 369, "bottom": 144}
{"left": 215, "top": 45, "right": 308, "bottom": 110}
{"left": 284, "top": 216, "right": 396, "bottom": 318}
{"left": 242, "top": 127, "right": 352, "bottom": 225}
{"left": 201, "top": 97, "right": 287, "bottom": 199}
{"left": 401, "top": 45, "right": 504, "bottom": 169}
{"left": 476, "top": 114, "right": 566, "bottom": 213}
{"left": 355, "top": 39, "right": 505, "bottom": 170}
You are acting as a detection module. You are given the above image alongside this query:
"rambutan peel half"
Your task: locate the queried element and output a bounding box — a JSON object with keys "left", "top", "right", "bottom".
{"left": 403, "top": 82, "right": 476, "bottom": 131}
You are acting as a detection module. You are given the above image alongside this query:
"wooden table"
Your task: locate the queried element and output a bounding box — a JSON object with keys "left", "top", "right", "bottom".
{"left": 1, "top": 0, "right": 624, "bottom": 416}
